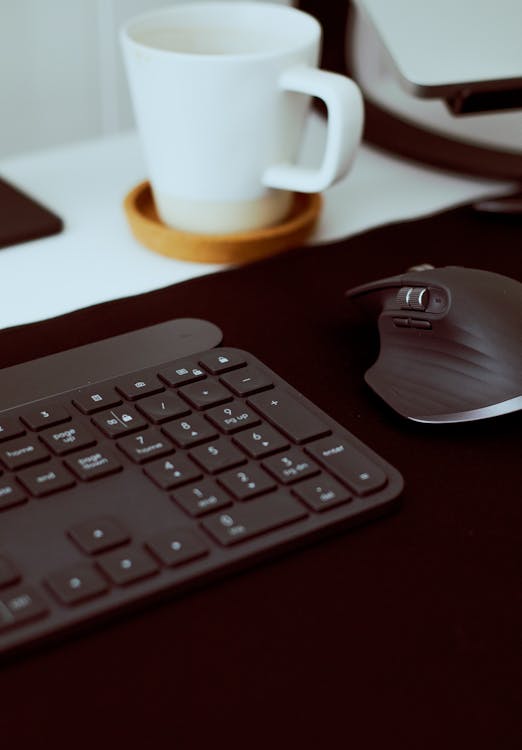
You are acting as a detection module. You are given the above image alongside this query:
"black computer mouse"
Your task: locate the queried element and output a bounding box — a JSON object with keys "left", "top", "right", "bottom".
{"left": 346, "top": 265, "right": 522, "bottom": 423}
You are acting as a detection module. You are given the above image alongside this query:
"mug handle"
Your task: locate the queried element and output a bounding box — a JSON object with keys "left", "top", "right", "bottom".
{"left": 262, "top": 67, "right": 364, "bottom": 193}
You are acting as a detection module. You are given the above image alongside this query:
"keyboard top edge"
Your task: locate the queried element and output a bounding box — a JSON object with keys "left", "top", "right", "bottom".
{"left": 0, "top": 319, "right": 223, "bottom": 413}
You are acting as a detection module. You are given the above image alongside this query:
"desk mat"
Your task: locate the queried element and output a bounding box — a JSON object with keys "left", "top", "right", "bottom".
{"left": 0, "top": 206, "right": 520, "bottom": 749}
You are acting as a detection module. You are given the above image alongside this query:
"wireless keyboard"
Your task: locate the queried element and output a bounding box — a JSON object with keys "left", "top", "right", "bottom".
{"left": 0, "top": 319, "right": 403, "bottom": 656}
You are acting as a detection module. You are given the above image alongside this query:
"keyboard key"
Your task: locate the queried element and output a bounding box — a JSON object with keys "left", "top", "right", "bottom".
{"left": 0, "top": 586, "right": 49, "bottom": 632}
{"left": 305, "top": 437, "right": 388, "bottom": 496}
{"left": 206, "top": 402, "right": 261, "bottom": 434}
{"left": 97, "top": 547, "right": 159, "bottom": 586}
{"left": 292, "top": 475, "right": 351, "bottom": 512}
{"left": 262, "top": 448, "right": 320, "bottom": 485}
{"left": 116, "top": 374, "right": 164, "bottom": 401}
{"left": 72, "top": 387, "right": 122, "bottom": 415}
{"left": 198, "top": 350, "right": 247, "bottom": 374}
{"left": 40, "top": 421, "right": 97, "bottom": 456}
{"left": 247, "top": 389, "right": 330, "bottom": 444}
{"left": 233, "top": 424, "right": 289, "bottom": 459}
{"left": 201, "top": 491, "right": 307, "bottom": 546}
{"left": 118, "top": 429, "right": 174, "bottom": 464}
{"left": 218, "top": 464, "right": 276, "bottom": 501}
{"left": 190, "top": 440, "right": 246, "bottom": 475}
{"left": 158, "top": 359, "right": 206, "bottom": 387}
{"left": 92, "top": 406, "right": 147, "bottom": 438}
{"left": 0, "top": 557, "right": 21, "bottom": 589}
{"left": 0, "top": 417, "right": 25, "bottom": 443}
{"left": 136, "top": 392, "right": 190, "bottom": 424}
{"left": 20, "top": 405, "right": 70, "bottom": 432}
{"left": 65, "top": 448, "right": 122, "bottom": 481}
{"left": 220, "top": 366, "right": 273, "bottom": 396}
{"left": 179, "top": 381, "right": 233, "bottom": 410}
{"left": 146, "top": 528, "right": 208, "bottom": 567}
{"left": 0, "top": 437, "right": 49, "bottom": 471}
{"left": 46, "top": 563, "right": 109, "bottom": 605}
{"left": 17, "top": 461, "right": 75, "bottom": 498}
{"left": 162, "top": 414, "right": 217, "bottom": 448}
{"left": 0, "top": 480, "right": 27, "bottom": 511}
{"left": 172, "top": 479, "right": 232, "bottom": 517}
{"left": 144, "top": 454, "right": 202, "bottom": 490}
{"left": 68, "top": 517, "right": 130, "bottom": 555}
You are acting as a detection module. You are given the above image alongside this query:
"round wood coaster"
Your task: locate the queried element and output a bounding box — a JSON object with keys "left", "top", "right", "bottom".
{"left": 123, "top": 181, "right": 322, "bottom": 264}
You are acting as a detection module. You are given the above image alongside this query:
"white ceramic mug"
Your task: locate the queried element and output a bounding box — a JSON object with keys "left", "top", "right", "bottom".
{"left": 121, "top": 2, "right": 363, "bottom": 234}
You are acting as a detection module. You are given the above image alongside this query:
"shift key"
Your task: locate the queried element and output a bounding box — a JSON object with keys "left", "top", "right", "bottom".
{"left": 247, "top": 389, "right": 330, "bottom": 444}
{"left": 305, "top": 437, "right": 387, "bottom": 496}
{"left": 201, "top": 491, "right": 307, "bottom": 546}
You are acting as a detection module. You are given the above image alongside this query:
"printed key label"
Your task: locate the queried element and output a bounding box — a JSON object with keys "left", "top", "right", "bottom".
{"left": 80, "top": 453, "right": 108, "bottom": 470}
{"left": 219, "top": 514, "right": 246, "bottom": 538}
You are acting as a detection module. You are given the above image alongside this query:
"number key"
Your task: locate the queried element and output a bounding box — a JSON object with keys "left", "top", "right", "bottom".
{"left": 118, "top": 429, "right": 174, "bottom": 464}
{"left": 189, "top": 440, "right": 246, "bottom": 474}
{"left": 206, "top": 402, "right": 260, "bottom": 434}
{"left": 172, "top": 479, "right": 232, "bottom": 517}
{"left": 218, "top": 464, "right": 276, "bottom": 501}
{"left": 233, "top": 424, "right": 289, "bottom": 459}
{"left": 144, "top": 454, "right": 202, "bottom": 490}
{"left": 262, "top": 448, "right": 320, "bottom": 485}
{"left": 162, "top": 414, "right": 217, "bottom": 448}
{"left": 21, "top": 405, "right": 70, "bottom": 431}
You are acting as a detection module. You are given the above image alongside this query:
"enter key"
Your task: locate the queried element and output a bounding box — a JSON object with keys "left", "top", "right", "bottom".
{"left": 305, "top": 436, "right": 388, "bottom": 496}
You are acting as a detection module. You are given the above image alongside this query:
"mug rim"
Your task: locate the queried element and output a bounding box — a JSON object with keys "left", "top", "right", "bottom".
{"left": 121, "top": 1, "right": 321, "bottom": 62}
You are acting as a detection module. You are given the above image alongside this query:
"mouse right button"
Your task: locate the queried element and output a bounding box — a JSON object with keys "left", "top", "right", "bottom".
{"left": 305, "top": 437, "right": 387, "bottom": 496}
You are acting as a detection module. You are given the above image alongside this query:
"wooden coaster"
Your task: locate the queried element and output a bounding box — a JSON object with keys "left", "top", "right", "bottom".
{"left": 123, "top": 181, "right": 321, "bottom": 264}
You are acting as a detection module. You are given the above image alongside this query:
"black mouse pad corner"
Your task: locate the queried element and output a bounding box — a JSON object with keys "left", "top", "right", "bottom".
{"left": 0, "top": 176, "right": 63, "bottom": 249}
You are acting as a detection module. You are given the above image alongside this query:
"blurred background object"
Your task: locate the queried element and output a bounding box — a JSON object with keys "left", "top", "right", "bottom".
{"left": 345, "top": 0, "right": 522, "bottom": 180}
{"left": 0, "top": 0, "right": 294, "bottom": 159}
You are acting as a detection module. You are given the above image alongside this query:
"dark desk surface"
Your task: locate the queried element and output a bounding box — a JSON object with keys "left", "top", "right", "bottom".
{"left": 0, "top": 207, "right": 520, "bottom": 748}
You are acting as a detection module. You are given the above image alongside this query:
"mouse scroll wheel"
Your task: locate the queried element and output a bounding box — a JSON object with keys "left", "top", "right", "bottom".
{"left": 396, "top": 286, "right": 430, "bottom": 311}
